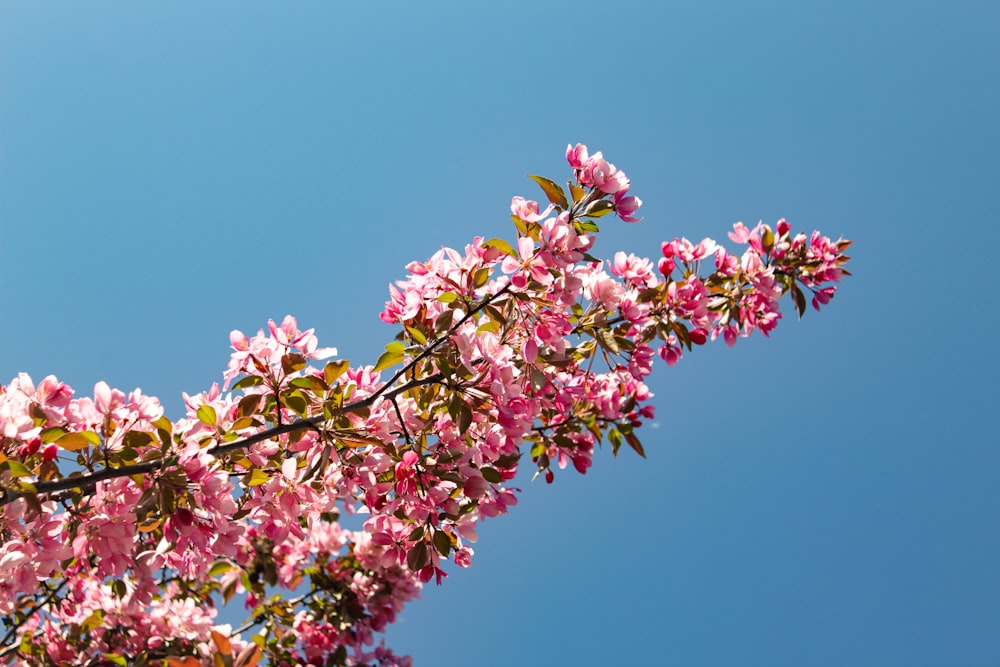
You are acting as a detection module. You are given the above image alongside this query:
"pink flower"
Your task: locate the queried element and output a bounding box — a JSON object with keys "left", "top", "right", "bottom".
{"left": 510, "top": 196, "right": 554, "bottom": 223}
{"left": 588, "top": 157, "right": 629, "bottom": 194}
{"left": 500, "top": 237, "right": 554, "bottom": 288}
{"left": 614, "top": 189, "right": 642, "bottom": 222}
{"left": 610, "top": 252, "right": 659, "bottom": 288}
{"left": 566, "top": 143, "right": 590, "bottom": 169}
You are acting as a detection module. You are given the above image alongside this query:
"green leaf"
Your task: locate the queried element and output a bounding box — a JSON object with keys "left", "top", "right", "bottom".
{"left": 436, "top": 291, "right": 458, "bottom": 303}
{"left": 55, "top": 431, "right": 99, "bottom": 452}
{"left": 373, "top": 348, "right": 405, "bottom": 372}
{"left": 594, "top": 328, "right": 620, "bottom": 354}
{"left": 510, "top": 215, "right": 529, "bottom": 236}
{"left": 527, "top": 174, "right": 569, "bottom": 209}
{"left": 231, "top": 416, "right": 257, "bottom": 431}
{"left": 196, "top": 404, "right": 217, "bottom": 427}
{"left": 624, "top": 430, "right": 647, "bottom": 458}
{"left": 323, "top": 359, "right": 350, "bottom": 385}
{"left": 790, "top": 281, "right": 807, "bottom": 318}
{"left": 232, "top": 375, "right": 264, "bottom": 391}
{"left": 405, "top": 326, "right": 428, "bottom": 345}
{"left": 208, "top": 560, "right": 234, "bottom": 577}
{"left": 246, "top": 468, "right": 269, "bottom": 487}
{"left": 762, "top": 226, "right": 775, "bottom": 253}
{"left": 3, "top": 460, "right": 32, "bottom": 478}
{"left": 101, "top": 654, "right": 127, "bottom": 667}
{"left": 283, "top": 392, "right": 308, "bottom": 416}
{"left": 385, "top": 341, "right": 406, "bottom": 355}
{"left": 584, "top": 199, "right": 615, "bottom": 218}
{"left": 481, "top": 467, "right": 502, "bottom": 484}
{"left": 281, "top": 352, "right": 307, "bottom": 375}
{"left": 482, "top": 237, "right": 516, "bottom": 257}
{"left": 457, "top": 403, "right": 473, "bottom": 433}
{"left": 237, "top": 393, "right": 262, "bottom": 419}
{"left": 473, "top": 266, "right": 490, "bottom": 288}
{"left": 80, "top": 610, "right": 104, "bottom": 633}
{"left": 407, "top": 541, "right": 429, "bottom": 571}
{"left": 608, "top": 428, "right": 623, "bottom": 456}
{"left": 433, "top": 530, "right": 452, "bottom": 558}
{"left": 39, "top": 426, "right": 67, "bottom": 444}
{"left": 289, "top": 376, "right": 328, "bottom": 394}
{"left": 123, "top": 431, "right": 153, "bottom": 449}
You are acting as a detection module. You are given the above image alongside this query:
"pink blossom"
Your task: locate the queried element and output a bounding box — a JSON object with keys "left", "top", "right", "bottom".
{"left": 566, "top": 143, "right": 590, "bottom": 169}
{"left": 511, "top": 196, "right": 554, "bottom": 223}
{"left": 588, "top": 156, "right": 630, "bottom": 194}
{"left": 614, "top": 189, "right": 643, "bottom": 223}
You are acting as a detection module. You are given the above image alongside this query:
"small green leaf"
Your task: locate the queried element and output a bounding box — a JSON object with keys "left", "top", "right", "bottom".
{"left": 584, "top": 199, "right": 615, "bottom": 218}
{"left": 373, "top": 349, "right": 404, "bottom": 372}
{"left": 80, "top": 610, "right": 104, "bottom": 633}
{"left": 55, "top": 431, "right": 99, "bottom": 452}
{"left": 407, "top": 541, "right": 429, "bottom": 571}
{"left": 196, "top": 404, "right": 217, "bottom": 427}
{"left": 483, "top": 237, "right": 516, "bottom": 257}
{"left": 231, "top": 416, "right": 257, "bottom": 431}
{"left": 481, "top": 467, "right": 502, "bottom": 484}
{"left": 405, "top": 326, "right": 428, "bottom": 345}
{"left": 39, "top": 427, "right": 67, "bottom": 444}
{"left": 527, "top": 174, "right": 569, "bottom": 209}
{"left": 595, "top": 328, "right": 620, "bottom": 354}
{"left": 624, "top": 430, "right": 647, "bottom": 458}
{"left": 237, "top": 393, "right": 262, "bottom": 419}
{"left": 123, "top": 431, "right": 153, "bottom": 449}
{"left": 283, "top": 392, "right": 308, "bottom": 416}
{"left": 608, "top": 428, "right": 623, "bottom": 456}
{"left": 232, "top": 375, "right": 264, "bottom": 391}
{"left": 762, "top": 226, "right": 775, "bottom": 253}
{"left": 457, "top": 403, "right": 473, "bottom": 433}
{"left": 3, "top": 460, "right": 32, "bottom": 478}
{"left": 437, "top": 291, "right": 458, "bottom": 303}
{"left": 323, "top": 359, "right": 350, "bottom": 385}
{"left": 385, "top": 341, "right": 406, "bottom": 355}
{"left": 208, "top": 561, "right": 234, "bottom": 577}
{"left": 246, "top": 468, "right": 269, "bottom": 486}
{"left": 281, "top": 353, "right": 307, "bottom": 374}
{"left": 433, "top": 530, "right": 452, "bottom": 558}
{"left": 101, "top": 654, "right": 127, "bottom": 667}
{"left": 289, "top": 376, "right": 327, "bottom": 394}
{"left": 790, "top": 281, "right": 807, "bottom": 318}
{"left": 473, "top": 266, "right": 490, "bottom": 288}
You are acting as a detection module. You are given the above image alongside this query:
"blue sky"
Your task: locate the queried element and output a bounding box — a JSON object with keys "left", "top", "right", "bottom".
{"left": 1, "top": 2, "right": 998, "bottom": 666}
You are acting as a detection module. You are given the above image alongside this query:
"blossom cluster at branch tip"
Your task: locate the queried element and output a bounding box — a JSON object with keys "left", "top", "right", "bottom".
{"left": 0, "top": 143, "right": 850, "bottom": 667}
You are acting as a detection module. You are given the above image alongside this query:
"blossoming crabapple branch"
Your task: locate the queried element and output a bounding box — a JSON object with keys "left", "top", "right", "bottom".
{"left": 0, "top": 143, "right": 850, "bottom": 667}
{"left": 0, "top": 374, "right": 439, "bottom": 506}
{"left": 0, "top": 282, "right": 517, "bottom": 507}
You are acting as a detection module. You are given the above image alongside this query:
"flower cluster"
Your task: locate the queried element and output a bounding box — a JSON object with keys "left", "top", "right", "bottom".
{"left": 0, "top": 144, "right": 850, "bottom": 666}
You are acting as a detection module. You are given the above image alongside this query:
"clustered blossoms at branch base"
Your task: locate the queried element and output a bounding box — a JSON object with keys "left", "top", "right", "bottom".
{"left": 0, "top": 144, "right": 851, "bottom": 667}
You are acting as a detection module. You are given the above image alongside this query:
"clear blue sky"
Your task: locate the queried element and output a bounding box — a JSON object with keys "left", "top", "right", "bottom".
{"left": 1, "top": 2, "right": 998, "bottom": 666}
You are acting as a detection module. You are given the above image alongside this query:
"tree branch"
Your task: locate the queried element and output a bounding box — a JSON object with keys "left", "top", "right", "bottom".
{"left": 1, "top": 281, "right": 514, "bottom": 508}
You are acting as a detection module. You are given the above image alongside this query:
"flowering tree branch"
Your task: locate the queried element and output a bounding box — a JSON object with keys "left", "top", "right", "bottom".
{"left": 0, "top": 143, "right": 851, "bottom": 667}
